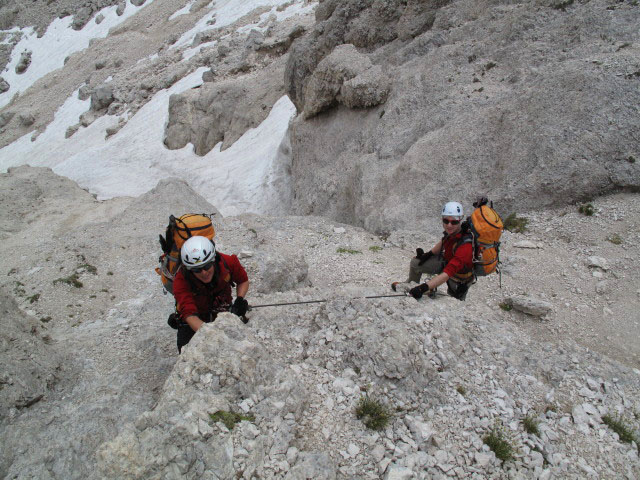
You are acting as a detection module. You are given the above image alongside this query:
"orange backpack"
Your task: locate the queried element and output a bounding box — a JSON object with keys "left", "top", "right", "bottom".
{"left": 156, "top": 214, "right": 216, "bottom": 294}
{"left": 467, "top": 200, "right": 503, "bottom": 276}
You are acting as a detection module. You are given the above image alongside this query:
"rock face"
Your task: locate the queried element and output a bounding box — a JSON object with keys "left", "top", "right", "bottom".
{"left": 285, "top": 0, "right": 640, "bottom": 233}
{"left": 301, "top": 44, "right": 390, "bottom": 119}
{"left": 0, "top": 288, "right": 62, "bottom": 418}
{"left": 164, "top": 61, "right": 287, "bottom": 154}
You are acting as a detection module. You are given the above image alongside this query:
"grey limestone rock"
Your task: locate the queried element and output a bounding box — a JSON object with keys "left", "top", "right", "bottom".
{"left": 15, "top": 49, "right": 32, "bottom": 74}
{"left": 506, "top": 295, "right": 553, "bottom": 318}
{"left": 72, "top": 7, "right": 92, "bottom": 30}
{"left": 0, "top": 111, "right": 15, "bottom": 128}
{"left": 18, "top": 113, "right": 35, "bottom": 127}
{"left": 90, "top": 85, "right": 114, "bottom": 111}
{"left": 284, "top": 452, "right": 337, "bottom": 480}
{"left": 285, "top": 0, "right": 640, "bottom": 232}
{"left": 164, "top": 61, "right": 286, "bottom": 154}
{"left": 302, "top": 43, "right": 386, "bottom": 119}
{"left": 0, "top": 76, "right": 9, "bottom": 93}
{"left": 116, "top": 1, "right": 126, "bottom": 16}
{"left": 0, "top": 287, "right": 62, "bottom": 419}
{"left": 250, "top": 250, "right": 310, "bottom": 294}
{"left": 130, "top": 0, "right": 146, "bottom": 6}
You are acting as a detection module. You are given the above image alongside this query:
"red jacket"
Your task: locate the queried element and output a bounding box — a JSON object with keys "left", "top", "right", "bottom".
{"left": 173, "top": 253, "right": 248, "bottom": 322}
{"left": 441, "top": 231, "right": 474, "bottom": 279}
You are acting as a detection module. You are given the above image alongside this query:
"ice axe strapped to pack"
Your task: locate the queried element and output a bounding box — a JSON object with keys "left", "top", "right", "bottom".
{"left": 156, "top": 213, "right": 216, "bottom": 295}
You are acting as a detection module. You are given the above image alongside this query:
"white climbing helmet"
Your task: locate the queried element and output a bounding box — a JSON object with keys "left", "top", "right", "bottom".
{"left": 442, "top": 201, "right": 464, "bottom": 218}
{"left": 181, "top": 236, "right": 216, "bottom": 270}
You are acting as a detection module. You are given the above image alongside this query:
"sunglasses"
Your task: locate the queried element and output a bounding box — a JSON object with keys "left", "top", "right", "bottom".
{"left": 191, "top": 262, "right": 214, "bottom": 273}
{"left": 442, "top": 218, "right": 461, "bottom": 225}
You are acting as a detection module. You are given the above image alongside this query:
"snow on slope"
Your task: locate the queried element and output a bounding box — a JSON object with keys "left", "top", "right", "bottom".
{"left": 0, "top": 0, "right": 155, "bottom": 109}
{"left": 0, "top": 67, "right": 296, "bottom": 216}
{"left": 0, "top": 0, "right": 306, "bottom": 216}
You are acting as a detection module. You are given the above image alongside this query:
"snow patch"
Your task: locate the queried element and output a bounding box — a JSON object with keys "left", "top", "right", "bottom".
{"left": 0, "top": 0, "right": 155, "bottom": 108}
{"left": 0, "top": 67, "right": 296, "bottom": 216}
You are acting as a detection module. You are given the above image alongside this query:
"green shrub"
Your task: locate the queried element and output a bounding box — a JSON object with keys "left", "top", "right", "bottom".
{"left": 456, "top": 385, "right": 467, "bottom": 396}
{"left": 522, "top": 416, "right": 540, "bottom": 436}
{"left": 53, "top": 273, "right": 83, "bottom": 288}
{"left": 499, "top": 302, "right": 513, "bottom": 312}
{"left": 602, "top": 414, "right": 637, "bottom": 444}
{"left": 27, "top": 293, "right": 40, "bottom": 304}
{"left": 607, "top": 234, "right": 622, "bottom": 245}
{"left": 503, "top": 213, "right": 528, "bottom": 233}
{"left": 209, "top": 410, "right": 255, "bottom": 430}
{"left": 369, "top": 246, "right": 382, "bottom": 252}
{"left": 483, "top": 425, "right": 514, "bottom": 462}
{"left": 355, "top": 396, "right": 391, "bottom": 431}
{"left": 337, "top": 248, "right": 361, "bottom": 254}
{"left": 578, "top": 203, "right": 595, "bottom": 216}
{"left": 79, "top": 263, "right": 97, "bottom": 275}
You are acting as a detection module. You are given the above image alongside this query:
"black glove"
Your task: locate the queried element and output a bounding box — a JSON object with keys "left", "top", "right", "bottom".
{"left": 415, "top": 248, "right": 424, "bottom": 258}
{"left": 417, "top": 250, "right": 434, "bottom": 266}
{"left": 409, "top": 283, "right": 430, "bottom": 299}
{"left": 230, "top": 297, "right": 249, "bottom": 317}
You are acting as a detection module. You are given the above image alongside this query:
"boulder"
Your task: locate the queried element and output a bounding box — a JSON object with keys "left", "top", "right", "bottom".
{"left": 18, "top": 113, "right": 35, "bottom": 127}
{"left": 505, "top": 295, "right": 553, "bottom": 318}
{"left": 302, "top": 44, "right": 388, "bottom": 118}
{"left": 0, "top": 111, "right": 15, "bottom": 128}
{"left": 15, "top": 50, "right": 32, "bottom": 74}
{"left": 0, "top": 77, "right": 9, "bottom": 93}
{"left": 250, "top": 250, "right": 310, "bottom": 294}
{"left": 90, "top": 85, "right": 115, "bottom": 111}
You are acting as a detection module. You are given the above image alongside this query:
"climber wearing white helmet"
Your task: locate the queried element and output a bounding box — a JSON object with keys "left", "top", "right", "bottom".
{"left": 172, "top": 236, "right": 250, "bottom": 352}
{"left": 391, "top": 201, "right": 475, "bottom": 301}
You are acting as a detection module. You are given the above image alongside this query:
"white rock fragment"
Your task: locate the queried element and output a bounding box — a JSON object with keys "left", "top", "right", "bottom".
{"left": 586, "top": 256, "right": 608, "bottom": 271}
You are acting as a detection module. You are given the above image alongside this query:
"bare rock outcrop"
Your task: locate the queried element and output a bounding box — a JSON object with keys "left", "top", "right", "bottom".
{"left": 302, "top": 44, "right": 389, "bottom": 119}
{"left": 285, "top": 0, "right": 640, "bottom": 233}
{"left": 0, "top": 287, "right": 62, "bottom": 419}
{"left": 164, "top": 60, "right": 287, "bottom": 154}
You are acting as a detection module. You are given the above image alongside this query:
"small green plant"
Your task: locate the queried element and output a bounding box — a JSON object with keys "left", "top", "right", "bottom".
{"left": 628, "top": 156, "right": 636, "bottom": 164}
{"left": 209, "top": 410, "right": 254, "bottom": 430}
{"left": 13, "top": 281, "right": 26, "bottom": 296}
{"left": 504, "top": 213, "right": 529, "bottom": 233}
{"left": 107, "top": 271, "right": 114, "bottom": 276}
{"left": 79, "top": 263, "right": 97, "bottom": 275}
{"left": 578, "top": 203, "right": 595, "bottom": 216}
{"left": 27, "top": 293, "right": 40, "bottom": 304}
{"left": 456, "top": 385, "right": 467, "bottom": 396}
{"left": 249, "top": 228, "right": 257, "bottom": 235}
{"left": 602, "top": 414, "right": 637, "bottom": 444}
{"left": 337, "top": 248, "right": 361, "bottom": 254}
{"left": 607, "top": 234, "right": 622, "bottom": 245}
{"left": 484, "top": 62, "right": 497, "bottom": 71}
{"left": 369, "top": 246, "right": 382, "bottom": 252}
{"left": 40, "top": 316, "right": 52, "bottom": 323}
{"left": 499, "top": 302, "right": 513, "bottom": 312}
{"left": 552, "top": 0, "right": 574, "bottom": 10}
{"left": 483, "top": 424, "right": 514, "bottom": 462}
{"left": 7, "top": 268, "right": 17, "bottom": 276}
{"left": 355, "top": 396, "right": 391, "bottom": 431}
{"left": 53, "top": 273, "right": 83, "bottom": 288}
{"left": 522, "top": 416, "right": 540, "bottom": 436}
